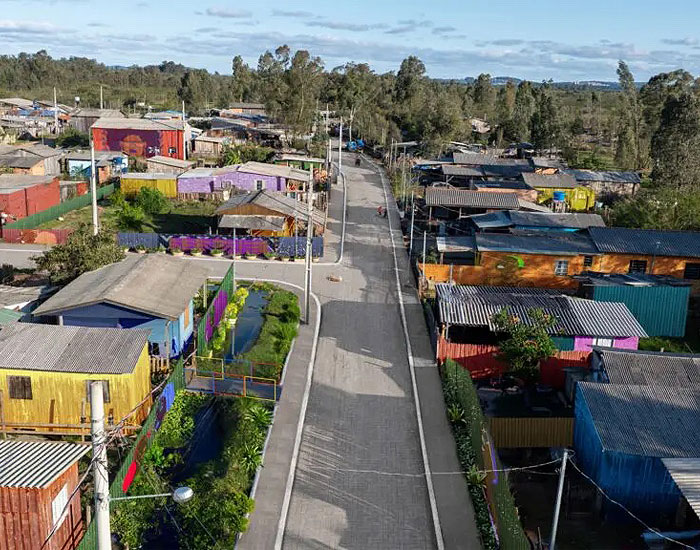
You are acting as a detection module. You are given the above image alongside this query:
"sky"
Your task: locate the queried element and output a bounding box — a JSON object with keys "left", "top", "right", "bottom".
{"left": 0, "top": 0, "right": 699, "bottom": 82}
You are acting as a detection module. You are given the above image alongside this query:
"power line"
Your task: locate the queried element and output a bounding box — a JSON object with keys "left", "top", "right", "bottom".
{"left": 567, "top": 459, "right": 695, "bottom": 550}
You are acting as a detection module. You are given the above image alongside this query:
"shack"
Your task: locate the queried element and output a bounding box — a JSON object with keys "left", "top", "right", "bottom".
{"left": 425, "top": 188, "right": 521, "bottom": 221}
{"left": 0, "top": 175, "right": 60, "bottom": 221}
{"left": 564, "top": 169, "right": 641, "bottom": 200}
{"left": 435, "top": 284, "right": 647, "bottom": 351}
{"left": 0, "top": 440, "right": 89, "bottom": 550}
{"left": 68, "top": 108, "right": 124, "bottom": 133}
{"left": 0, "top": 323, "right": 151, "bottom": 425}
{"left": 192, "top": 135, "right": 230, "bottom": 158}
{"left": 576, "top": 272, "right": 692, "bottom": 337}
{"left": 120, "top": 172, "right": 177, "bottom": 198}
{"left": 574, "top": 382, "right": 700, "bottom": 523}
{"left": 176, "top": 165, "right": 240, "bottom": 198}
{"left": 521, "top": 172, "right": 596, "bottom": 211}
{"left": 33, "top": 255, "right": 209, "bottom": 358}
{"left": 588, "top": 347, "right": 700, "bottom": 386}
{"left": 64, "top": 150, "right": 128, "bottom": 184}
{"left": 91, "top": 118, "right": 189, "bottom": 159}
{"left": 145, "top": 155, "right": 194, "bottom": 175}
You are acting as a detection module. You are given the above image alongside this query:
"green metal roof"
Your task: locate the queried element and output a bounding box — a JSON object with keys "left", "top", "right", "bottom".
{"left": 0, "top": 309, "right": 22, "bottom": 325}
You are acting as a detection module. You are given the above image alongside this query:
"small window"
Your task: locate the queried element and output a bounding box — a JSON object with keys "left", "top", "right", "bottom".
{"left": 554, "top": 260, "right": 569, "bottom": 276}
{"left": 684, "top": 262, "right": 700, "bottom": 280}
{"left": 168, "top": 147, "right": 177, "bottom": 155}
{"left": 85, "top": 380, "right": 110, "bottom": 403}
{"left": 592, "top": 338, "right": 613, "bottom": 347}
{"left": 8, "top": 376, "right": 32, "bottom": 400}
{"left": 583, "top": 255, "right": 594, "bottom": 267}
{"left": 628, "top": 260, "right": 648, "bottom": 274}
{"left": 255, "top": 179, "right": 265, "bottom": 191}
{"left": 52, "top": 485, "right": 68, "bottom": 528}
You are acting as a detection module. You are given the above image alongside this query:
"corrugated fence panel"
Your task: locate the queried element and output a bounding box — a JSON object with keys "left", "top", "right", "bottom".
{"left": 1, "top": 227, "right": 73, "bottom": 244}
{"left": 540, "top": 352, "right": 590, "bottom": 388}
{"left": 488, "top": 417, "right": 574, "bottom": 448}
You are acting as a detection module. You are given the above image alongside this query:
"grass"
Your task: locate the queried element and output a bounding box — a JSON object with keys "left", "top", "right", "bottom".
{"left": 35, "top": 199, "right": 218, "bottom": 234}
{"left": 239, "top": 285, "right": 300, "bottom": 380}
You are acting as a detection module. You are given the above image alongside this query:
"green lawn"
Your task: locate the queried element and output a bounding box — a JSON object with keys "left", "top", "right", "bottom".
{"left": 36, "top": 199, "right": 218, "bottom": 234}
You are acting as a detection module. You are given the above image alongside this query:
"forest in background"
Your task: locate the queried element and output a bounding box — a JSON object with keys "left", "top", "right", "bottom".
{"left": 1, "top": 49, "right": 699, "bottom": 229}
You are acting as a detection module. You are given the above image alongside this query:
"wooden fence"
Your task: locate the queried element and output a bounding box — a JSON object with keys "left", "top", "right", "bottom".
{"left": 488, "top": 417, "right": 574, "bottom": 448}
{"left": 436, "top": 337, "right": 591, "bottom": 388}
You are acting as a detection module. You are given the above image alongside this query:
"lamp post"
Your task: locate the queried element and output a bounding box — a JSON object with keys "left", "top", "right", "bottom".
{"left": 111, "top": 486, "right": 194, "bottom": 504}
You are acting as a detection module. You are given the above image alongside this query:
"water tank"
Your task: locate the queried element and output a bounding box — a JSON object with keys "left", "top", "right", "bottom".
{"left": 553, "top": 191, "right": 566, "bottom": 202}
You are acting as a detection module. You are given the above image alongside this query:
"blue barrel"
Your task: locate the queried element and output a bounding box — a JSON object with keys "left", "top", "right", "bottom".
{"left": 553, "top": 191, "right": 566, "bottom": 201}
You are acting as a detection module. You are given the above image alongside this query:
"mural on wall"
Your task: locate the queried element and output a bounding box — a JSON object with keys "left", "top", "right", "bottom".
{"left": 93, "top": 128, "right": 181, "bottom": 159}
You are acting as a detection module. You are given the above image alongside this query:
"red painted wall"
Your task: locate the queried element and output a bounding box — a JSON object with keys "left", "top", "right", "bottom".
{"left": 24, "top": 177, "right": 60, "bottom": 216}
{"left": 0, "top": 189, "right": 28, "bottom": 219}
{"left": 92, "top": 128, "right": 183, "bottom": 159}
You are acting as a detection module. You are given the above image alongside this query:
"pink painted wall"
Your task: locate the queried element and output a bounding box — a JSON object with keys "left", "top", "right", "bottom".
{"left": 573, "top": 336, "right": 639, "bottom": 351}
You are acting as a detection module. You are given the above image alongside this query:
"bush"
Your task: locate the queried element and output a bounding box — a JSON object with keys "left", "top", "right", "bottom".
{"left": 135, "top": 187, "right": 169, "bottom": 215}
{"left": 55, "top": 127, "right": 89, "bottom": 148}
{"left": 117, "top": 203, "right": 147, "bottom": 231}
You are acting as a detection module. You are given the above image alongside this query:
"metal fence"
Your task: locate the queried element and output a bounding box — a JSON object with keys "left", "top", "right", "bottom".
{"left": 77, "top": 359, "right": 185, "bottom": 550}
{"left": 1, "top": 227, "right": 73, "bottom": 244}
{"left": 2, "top": 184, "right": 115, "bottom": 231}
{"left": 117, "top": 233, "right": 324, "bottom": 257}
{"left": 196, "top": 263, "right": 235, "bottom": 356}
{"left": 443, "top": 360, "right": 532, "bottom": 550}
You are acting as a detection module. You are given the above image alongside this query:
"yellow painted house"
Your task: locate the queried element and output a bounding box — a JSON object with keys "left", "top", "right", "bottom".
{"left": 0, "top": 324, "right": 152, "bottom": 427}
{"left": 120, "top": 172, "right": 178, "bottom": 198}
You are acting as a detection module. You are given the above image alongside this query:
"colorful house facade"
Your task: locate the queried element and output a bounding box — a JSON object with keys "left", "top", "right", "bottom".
{"left": 0, "top": 323, "right": 152, "bottom": 425}
{"left": 33, "top": 255, "right": 209, "bottom": 358}
{"left": 91, "top": 118, "right": 188, "bottom": 159}
{"left": 120, "top": 172, "right": 178, "bottom": 198}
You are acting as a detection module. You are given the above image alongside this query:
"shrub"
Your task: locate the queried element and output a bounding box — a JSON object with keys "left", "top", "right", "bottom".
{"left": 135, "top": 187, "right": 169, "bottom": 215}
{"left": 117, "top": 203, "right": 147, "bottom": 232}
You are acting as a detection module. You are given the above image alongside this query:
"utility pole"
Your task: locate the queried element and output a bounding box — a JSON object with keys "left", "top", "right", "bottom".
{"left": 90, "top": 139, "right": 99, "bottom": 236}
{"left": 53, "top": 87, "right": 59, "bottom": 135}
{"left": 304, "top": 168, "right": 313, "bottom": 324}
{"left": 389, "top": 138, "right": 394, "bottom": 171}
{"left": 100, "top": 85, "right": 104, "bottom": 110}
{"left": 409, "top": 191, "right": 415, "bottom": 258}
{"left": 402, "top": 144, "right": 408, "bottom": 213}
{"left": 91, "top": 382, "right": 110, "bottom": 550}
{"left": 421, "top": 231, "right": 427, "bottom": 288}
{"left": 549, "top": 449, "right": 569, "bottom": 550}
{"left": 182, "top": 100, "right": 187, "bottom": 161}
{"left": 338, "top": 118, "right": 343, "bottom": 177}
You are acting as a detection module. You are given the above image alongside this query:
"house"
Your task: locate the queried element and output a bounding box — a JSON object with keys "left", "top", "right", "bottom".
{"left": 216, "top": 189, "right": 325, "bottom": 237}
{"left": 0, "top": 144, "right": 63, "bottom": 176}
{"left": 574, "top": 382, "right": 700, "bottom": 523}
{"left": 192, "top": 134, "right": 230, "bottom": 158}
{"left": 274, "top": 154, "right": 325, "bottom": 171}
{"left": 120, "top": 172, "right": 177, "bottom": 198}
{"left": 176, "top": 166, "right": 240, "bottom": 198}
{"left": 33, "top": 255, "right": 209, "bottom": 358}
{"left": 0, "top": 440, "right": 89, "bottom": 550}
{"left": 0, "top": 153, "right": 44, "bottom": 175}
{"left": 521, "top": 172, "right": 596, "bottom": 211}
{"left": 576, "top": 272, "right": 692, "bottom": 337}
{"left": 68, "top": 108, "right": 124, "bottom": 133}
{"left": 145, "top": 155, "right": 194, "bottom": 175}
{"left": 91, "top": 118, "right": 189, "bottom": 159}
{"left": 529, "top": 156, "right": 566, "bottom": 174}
{"left": 588, "top": 347, "right": 700, "bottom": 386}
{"left": 435, "top": 284, "right": 647, "bottom": 351}
{"left": 64, "top": 149, "right": 128, "bottom": 184}
{"left": 0, "top": 175, "right": 60, "bottom": 221}
{"left": 564, "top": 169, "right": 641, "bottom": 200}
{"left": 440, "top": 164, "right": 486, "bottom": 185}
{"left": 235, "top": 161, "right": 309, "bottom": 196}
{"left": 0, "top": 323, "right": 152, "bottom": 425}
{"left": 0, "top": 284, "right": 52, "bottom": 323}
{"left": 467, "top": 211, "right": 605, "bottom": 233}
{"left": 452, "top": 152, "right": 497, "bottom": 166}
{"left": 430, "top": 231, "right": 602, "bottom": 287}
{"left": 425, "top": 188, "right": 521, "bottom": 220}
{"left": 470, "top": 180, "right": 538, "bottom": 203}
{"left": 588, "top": 227, "right": 700, "bottom": 285}
{"left": 223, "top": 102, "right": 267, "bottom": 116}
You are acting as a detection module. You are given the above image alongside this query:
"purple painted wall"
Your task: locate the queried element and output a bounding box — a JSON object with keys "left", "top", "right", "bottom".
{"left": 573, "top": 336, "right": 639, "bottom": 351}
{"left": 176, "top": 168, "right": 286, "bottom": 194}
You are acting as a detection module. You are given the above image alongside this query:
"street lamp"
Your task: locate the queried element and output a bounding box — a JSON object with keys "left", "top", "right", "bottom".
{"left": 110, "top": 486, "right": 194, "bottom": 504}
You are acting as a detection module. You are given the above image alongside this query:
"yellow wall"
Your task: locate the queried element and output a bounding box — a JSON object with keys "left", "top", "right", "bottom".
{"left": 488, "top": 417, "right": 573, "bottom": 448}
{"left": 0, "top": 345, "right": 152, "bottom": 427}
{"left": 121, "top": 177, "right": 178, "bottom": 198}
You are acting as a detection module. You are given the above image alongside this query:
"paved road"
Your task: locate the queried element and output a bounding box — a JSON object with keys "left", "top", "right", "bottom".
{"left": 0, "top": 243, "right": 47, "bottom": 269}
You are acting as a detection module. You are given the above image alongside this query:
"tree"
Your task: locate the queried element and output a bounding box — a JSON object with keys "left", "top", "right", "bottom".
{"left": 491, "top": 308, "right": 557, "bottom": 383}
{"left": 610, "top": 187, "right": 700, "bottom": 230}
{"left": 530, "top": 86, "right": 561, "bottom": 152}
{"left": 472, "top": 73, "right": 496, "bottom": 120}
{"left": 511, "top": 81, "right": 536, "bottom": 141}
{"left": 614, "top": 61, "right": 644, "bottom": 170}
{"left": 34, "top": 224, "right": 124, "bottom": 285}
{"left": 117, "top": 203, "right": 147, "bottom": 232}
{"left": 56, "top": 128, "right": 88, "bottom": 148}
{"left": 231, "top": 55, "right": 255, "bottom": 102}
{"left": 135, "top": 187, "right": 169, "bottom": 215}
{"left": 651, "top": 93, "right": 700, "bottom": 189}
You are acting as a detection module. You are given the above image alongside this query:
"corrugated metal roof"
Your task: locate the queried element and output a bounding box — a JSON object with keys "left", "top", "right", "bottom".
{"left": 522, "top": 172, "right": 578, "bottom": 189}
{"left": 517, "top": 199, "right": 552, "bottom": 212}
{"left": 662, "top": 459, "right": 700, "bottom": 518}
{"left": 0, "top": 174, "right": 55, "bottom": 189}
{"left": 589, "top": 227, "right": 700, "bottom": 258}
{"left": 216, "top": 190, "right": 324, "bottom": 225}
{"left": 472, "top": 180, "right": 534, "bottom": 190}
{"left": 121, "top": 172, "right": 177, "bottom": 181}
{"left": 34, "top": 255, "right": 209, "bottom": 320}
{"left": 0, "top": 308, "right": 22, "bottom": 325}
{"left": 425, "top": 188, "right": 520, "bottom": 209}
{"left": 71, "top": 108, "right": 124, "bottom": 119}
{"left": 217, "top": 215, "right": 285, "bottom": 231}
{"left": 475, "top": 231, "right": 599, "bottom": 255}
{"left": 146, "top": 155, "right": 194, "bottom": 168}
{"left": 578, "top": 382, "right": 700, "bottom": 457}
{"left": 481, "top": 165, "right": 532, "bottom": 178}
{"left": 441, "top": 165, "right": 484, "bottom": 177}
{"left": 436, "top": 284, "right": 562, "bottom": 300}
{"left": 469, "top": 211, "right": 605, "bottom": 230}
{"left": 437, "top": 287, "right": 647, "bottom": 337}
{"left": 436, "top": 236, "right": 477, "bottom": 253}
{"left": 236, "top": 161, "right": 309, "bottom": 181}
{"left": 452, "top": 152, "right": 497, "bottom": 165}
{"left": 594, "top": 347, "right": 700, "bottom": 386}
{"left": 0, "top": 440, "right": 89, "bottom": 488}
{"left": 576, "top": 271, "right": 692, "bottom": 287}
{"left": 91, "top": 118, "right": 185, "bottom": 131}
{"left": 0, "top": 154, "right": 43, "bottom": 169}
{"left": 530, "top": 157, "right": 566, "bottom": 169}
{"left": 0, "top": 323, "right": 148, "bottom": 374}
{"left": 564, "top": 169, "right": 641, "bottom": 184}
